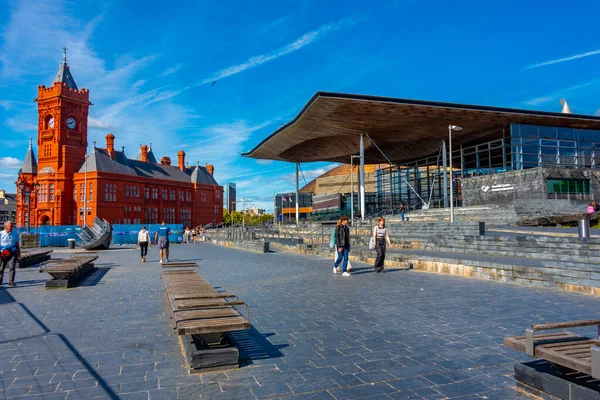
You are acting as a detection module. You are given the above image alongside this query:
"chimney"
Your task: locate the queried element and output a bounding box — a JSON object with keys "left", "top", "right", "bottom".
{"left": 141, "top": 145, "right": 149, "bottom": 162}
{"left": 160, "top": 156, "right": 171, "bottom": 166}
{"left": 106, "top": 134, "right": 115, "bottom": 159}
{"left": 177, "top": 150, "right": 186, "bottom": 170}
{"left": 206, "top": 164, "right": 214, "bottom": 176}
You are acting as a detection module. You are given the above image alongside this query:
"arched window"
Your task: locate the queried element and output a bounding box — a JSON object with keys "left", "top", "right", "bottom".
{"left": 44, "top": 115, "right": 54, "bottom": 130}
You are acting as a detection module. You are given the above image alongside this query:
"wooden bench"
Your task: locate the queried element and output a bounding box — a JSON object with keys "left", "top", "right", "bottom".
{"left": 40, "top": 255, "right": 98, "bottom": 288}
{"left": 19, "top": 249, "right": 53, "bottom": 268}
{"left": 161, "top": 261, "right": 199, "bottom": 269}
{"left": 161, "top": 267, "right": 250, "bottom": 371}
{"left": 504, "top": 320, "right": 600, "bottom": 381}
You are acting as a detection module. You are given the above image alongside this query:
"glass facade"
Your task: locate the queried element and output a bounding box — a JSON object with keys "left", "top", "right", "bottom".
{"left": 375, "top": 124, "right": 600, "bottom": 211}
{"left": 510, "top": 124, "right": 600, "bottom": 169}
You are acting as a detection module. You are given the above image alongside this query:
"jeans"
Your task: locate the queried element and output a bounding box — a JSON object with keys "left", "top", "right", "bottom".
{"left": 401, "top": 212, "right": 405, "bottom": 221}
{"left": 334, "top": 248, "right": 349, "bottom": 272}
{"left": 374, "top": 238, "right": 387, "bottom": 271}
{"left": 139, "top": 242, "right": 148, "bottom": 258}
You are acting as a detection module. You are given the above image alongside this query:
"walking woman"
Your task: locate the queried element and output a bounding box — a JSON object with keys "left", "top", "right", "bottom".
{"left": 372, "top": 217, "right": 392, "bottom": 273}
{"left": 137, "top": 226, "right": 151, "bottom": 262}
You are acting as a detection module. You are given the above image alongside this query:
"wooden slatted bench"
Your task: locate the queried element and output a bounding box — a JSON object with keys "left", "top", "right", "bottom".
{"left": 40, "top": 255, "right": 98, "bottom": 288}
{"left": 504, "top": 320, "right": 600, "bottom": 398}
{"left": 19, "top": 249, "right": 53, "bottom": 268}
{"left": 161, "top": 261, "right": 199, "bottom": 269}
{"left": 161, "top": 268, "right": 250, "bottom": 371}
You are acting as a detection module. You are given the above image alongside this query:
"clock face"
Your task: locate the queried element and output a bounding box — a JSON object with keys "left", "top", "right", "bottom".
{"left": 66, "top": 118, "right": 76, "bottom": 129}
{"left": 48, "top": 117, "right": 55, "bottom": 129}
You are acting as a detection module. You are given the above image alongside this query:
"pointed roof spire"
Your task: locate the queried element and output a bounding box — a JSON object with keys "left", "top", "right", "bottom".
{"left": 21, "top": 137, "right": 38, "bottom": 175}
{"left": 560, "top": 98, "right": 572, "bottom": 114}
{"left": 53, "top": 47, "right": 78, "bottom": 90}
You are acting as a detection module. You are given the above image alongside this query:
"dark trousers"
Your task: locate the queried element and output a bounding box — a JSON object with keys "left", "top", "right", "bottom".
{"left": 0, "top": 255, "right": 17, "bottom": 284}
{"left": 139, "top": 242, "right": 148, "bottom": 258}
{"left": 374, "top": 238, "right": 387, "bottom": 271}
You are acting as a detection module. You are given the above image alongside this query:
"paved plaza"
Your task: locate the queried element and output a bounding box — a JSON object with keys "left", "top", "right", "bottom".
{"left": 0, "top": 243, "right": 599, "bottom": 399}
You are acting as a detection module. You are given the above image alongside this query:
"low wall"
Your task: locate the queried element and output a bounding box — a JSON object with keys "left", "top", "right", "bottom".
{"left": 208, "top": 238, "right": 269, "bottom": 253}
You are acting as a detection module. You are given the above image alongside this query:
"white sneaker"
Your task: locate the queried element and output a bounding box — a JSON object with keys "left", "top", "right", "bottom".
{"left": 333, "top": 266, "right": 338, "bottom": 274}
{"left": 166, "top": 259, "right": 170, "bottom": 262}
{"left": 342, "top": 272, "right": 351, "bottom": 277}
{"left": 159, "top": 259, "right": 163, "bottom": 263}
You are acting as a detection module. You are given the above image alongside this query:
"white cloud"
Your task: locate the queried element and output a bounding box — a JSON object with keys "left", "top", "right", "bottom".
{"left": 523, "top": 80, "right": 599, "bottom": 107}
{"left": 88, "top": 117, "right": 111, "bottom": 130}
{"left": 596, "top": 109, "right": 600, "bottom": 116}
{"left": 0, "top": 157, "right": 22, "bottom": 169}
{"left": 6, "top": 118, "right": 37, "bottom": 132}
{"left": 0, "top": 1, "right": 105, "bottom": 83}
{"left": 252, "top": 15, "right": 291, "bottom": 36}
{"left": 256, "top": 159, "right": 274, "bottom": 165}
{"left": 159, "top": 63, "right": 183, "bottom": 77}
{"left": 524, "top": 49, "right": 600, "bottom": 70}
{"left": 187, "top": 18, "right": 356, "bottom": 88}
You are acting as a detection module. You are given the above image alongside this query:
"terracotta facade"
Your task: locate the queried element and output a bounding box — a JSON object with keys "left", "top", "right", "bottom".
{"left": 16, "top": 55, "right": 223, "bottom": 228}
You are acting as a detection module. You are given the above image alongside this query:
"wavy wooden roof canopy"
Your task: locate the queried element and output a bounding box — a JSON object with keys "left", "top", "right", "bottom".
{"left": 243, "top": 92, "right": 600, "bottom": 164}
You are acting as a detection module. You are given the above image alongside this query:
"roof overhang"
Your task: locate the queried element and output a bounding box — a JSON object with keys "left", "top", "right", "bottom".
{"left": 243, "top": 92, "right": 600, "bottom": 164}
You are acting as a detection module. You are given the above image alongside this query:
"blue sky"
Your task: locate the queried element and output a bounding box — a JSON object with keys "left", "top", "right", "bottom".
{"left": 0, "top": 0, "right": 599, "bottom": 212}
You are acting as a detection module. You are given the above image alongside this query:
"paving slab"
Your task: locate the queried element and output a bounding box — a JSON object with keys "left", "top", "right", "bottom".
{"left": 0, "top": 243, "right": 598, "bottom": 399}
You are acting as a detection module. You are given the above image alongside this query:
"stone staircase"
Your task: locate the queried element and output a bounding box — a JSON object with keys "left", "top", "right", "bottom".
{"left": 397, "top": 205, "right": 518, "bottom": 225}
{"left": 204, "top": 220, "right": 600, "bottom": 294}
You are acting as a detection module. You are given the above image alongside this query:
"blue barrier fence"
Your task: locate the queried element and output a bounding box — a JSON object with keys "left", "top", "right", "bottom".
{"left": 16, "top": 226, "right": 81, "bottom": 247}
{"left": 112, "top": 224, "right": 184, "bottom": 245}
{"left": 15, "top": 224, "right": 183, "bottom": 247}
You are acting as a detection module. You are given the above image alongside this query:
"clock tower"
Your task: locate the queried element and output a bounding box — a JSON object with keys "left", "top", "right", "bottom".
{"left": 26, "top": 49, "right": 92, "bottom": 225}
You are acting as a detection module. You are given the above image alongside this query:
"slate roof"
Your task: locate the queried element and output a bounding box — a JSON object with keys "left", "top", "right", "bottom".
{"left": 20, "top": 138, "right": 38, "bottom": 175}
{"left": 53, "top": 61, "right": 78, "bottom": 90}
{"left": 79, "top": 148, "right": 218, "bottom": 185}
{"left": 135, "top": 145, "right": 157, "bottom": 163}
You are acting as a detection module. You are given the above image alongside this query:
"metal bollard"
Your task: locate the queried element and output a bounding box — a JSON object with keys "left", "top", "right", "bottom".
{"left": 579, "top": 219, "right": 590, "bottom": 238}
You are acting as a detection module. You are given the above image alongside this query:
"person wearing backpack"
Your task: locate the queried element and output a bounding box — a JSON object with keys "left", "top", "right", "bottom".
{"left": 330, "top": 218, "right": 352, "bottom": 274}
{"left": 333, "top": 216, "right": 352, "bottom": 277}
{"left": 372, "top": 217, "right": 392, "bottom": 273}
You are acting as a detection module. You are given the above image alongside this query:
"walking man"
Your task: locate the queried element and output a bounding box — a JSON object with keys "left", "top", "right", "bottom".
{"left": 0, "top": 221, "right": 20, "bottom": 286}
{"left": 155, "top": 221, "right": 171, "bottom": 263}
{"left": 137, "top": 226, "right": 150, "bottom": 262}
{"left": 333, "top": 216, "right": 351, "bottom": 277}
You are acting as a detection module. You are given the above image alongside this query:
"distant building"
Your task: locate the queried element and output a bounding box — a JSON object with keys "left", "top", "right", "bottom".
{"left": 15, "top": 52, "right": 223, "bottom": 227}
{"left": 248, "top": 207, "right": 265, "bottom": 216}
{"left": 226, "top": 182, "right": 236, "bottom": 212}
{"left": 0, "top": 190, "right": 16, "bottom": 223}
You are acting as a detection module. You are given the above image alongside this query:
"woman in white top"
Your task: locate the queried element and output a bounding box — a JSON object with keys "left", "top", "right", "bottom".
{"left": 372, "top": 217, "right": 392, "bottom": 273}
{"left": 138, "top": 226, "right": 151, "bottom": 262}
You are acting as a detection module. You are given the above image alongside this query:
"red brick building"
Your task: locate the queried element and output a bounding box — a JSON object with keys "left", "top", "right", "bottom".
{"left": 16, "top": 52, "right": 223, "bottom": 228}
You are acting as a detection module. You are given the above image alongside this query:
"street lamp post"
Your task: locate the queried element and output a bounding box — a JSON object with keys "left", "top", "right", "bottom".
{"left": 18, "top": 181, "right": 27, "bottom": 232}
{"left": 18, "top": 181, "right": 40, "bottom": 233}
{"left": 350, "top": 155, "right": 360, "bottom": 226}
{"left": 83, "top": 154, "right": 89, "bottom": 227}
{"left": 448, "top": 125, "right": 463, "bottom": 223}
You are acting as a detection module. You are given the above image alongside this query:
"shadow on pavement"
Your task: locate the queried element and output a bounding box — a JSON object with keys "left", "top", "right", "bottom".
{"left": 229, "top": 326, "right": 288, "bottom": 366}
{"left": 78, "top": 267, "right": 111, "bottom": 286}
{"left": 0, "top": 288, "right": 120, "bottom": 399}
